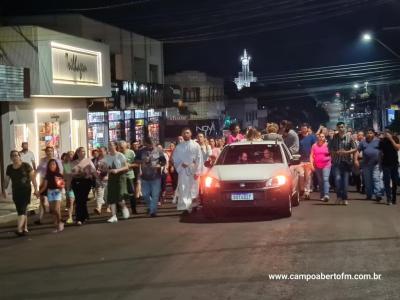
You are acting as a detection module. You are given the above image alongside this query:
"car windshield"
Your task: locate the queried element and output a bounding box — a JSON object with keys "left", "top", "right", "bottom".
{"left": 216, "top": 144, "right": 283, "bottom": 165}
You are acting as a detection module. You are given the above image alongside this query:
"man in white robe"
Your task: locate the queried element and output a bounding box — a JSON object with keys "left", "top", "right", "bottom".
{"left": 173, "top": 128, "right": 203, "bottom": 213}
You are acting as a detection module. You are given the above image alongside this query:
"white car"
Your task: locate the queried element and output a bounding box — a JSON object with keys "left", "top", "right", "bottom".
{"left": 201, "top": 140, "right": 300, "bottom": 218}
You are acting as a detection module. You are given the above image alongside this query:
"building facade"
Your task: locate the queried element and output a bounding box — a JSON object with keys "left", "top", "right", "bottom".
{"left": 225, "top": 97, "right": 259, "bottom": 129}
{"left": 165, "top": 71, "right": 225, "bottom": 119}
{"left": 5, "top": 14, "right": 164, "bottom": 84}
{"left": 0, "top": 26, "right": 111, "bottom": 183}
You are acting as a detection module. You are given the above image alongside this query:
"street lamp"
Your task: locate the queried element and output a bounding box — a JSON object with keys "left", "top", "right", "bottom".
{"left": 361, "top": 31, "right": 400, "bottom": 59}
{"left": 362, "top": 33, "right": 372, "bottom": 41}
{"left": 353, "top": 83, "right": 360, "bottom": 89}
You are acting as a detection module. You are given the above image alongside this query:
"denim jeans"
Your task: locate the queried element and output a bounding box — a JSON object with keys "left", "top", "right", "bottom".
{"left": 362, "top": 164, "right": 383, "bottom": 199}
{"left": 315, "top": 167, "right": 331, "bottom": 198}
{"left": 382, "top": 166, "right": 399, "bottom": 203}
{"left": 332, "top": 163, "right": 350, "bottom": 200}
{"left": 141, "top": 178, "right": 161, "bottom": 215}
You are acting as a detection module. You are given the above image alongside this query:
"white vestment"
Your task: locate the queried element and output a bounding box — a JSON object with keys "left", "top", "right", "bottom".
{"left": 173, "top": 140, "right": 203, "bottom": 211}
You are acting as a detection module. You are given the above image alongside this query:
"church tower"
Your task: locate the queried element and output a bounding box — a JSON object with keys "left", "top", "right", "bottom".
{"left": 234, "top": 49, "right": 257, "bottom": 90}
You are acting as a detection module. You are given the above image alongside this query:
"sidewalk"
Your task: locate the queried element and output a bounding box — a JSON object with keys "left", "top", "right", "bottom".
{"left": 0, "top": 195, "right": 39, "bottom": 224}
{"left": 0, "top": 198, "right": 17, "bottom": 224}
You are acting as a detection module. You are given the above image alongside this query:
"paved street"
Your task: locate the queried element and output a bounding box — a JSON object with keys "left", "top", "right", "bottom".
{"left": 0, "top": 192, "right": 400, "bottom": 300}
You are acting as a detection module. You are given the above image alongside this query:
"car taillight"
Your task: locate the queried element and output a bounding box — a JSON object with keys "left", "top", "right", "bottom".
{"left": 205, "top": 176, "right": 220, "bottom": 189}
{"left": 266, "top": 175, "right": 287, "bottom": 188}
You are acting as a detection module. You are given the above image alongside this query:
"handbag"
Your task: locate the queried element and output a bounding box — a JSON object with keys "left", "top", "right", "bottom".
{"left": 55, "top": 176, "right": 65, "bottom": 189}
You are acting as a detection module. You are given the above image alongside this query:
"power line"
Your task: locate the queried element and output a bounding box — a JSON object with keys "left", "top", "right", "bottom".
{"left": 160, "top": 0, "right": 391, "bottom": 43}
{"left": 257, "top": 67, "right": 400, "bottom": 84}
{"left": 257, "top": 61, "right": 400, "bottom": 81}
{"left": 48, "top": 0, "right": 151, "bottom": 12}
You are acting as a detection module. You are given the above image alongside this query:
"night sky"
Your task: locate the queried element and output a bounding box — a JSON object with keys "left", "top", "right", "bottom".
{"left": 2, "top": 0, "right": 400, "bottom": 80}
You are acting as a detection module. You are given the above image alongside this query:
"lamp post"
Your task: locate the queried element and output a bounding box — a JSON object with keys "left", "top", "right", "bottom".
{"left": 362, "top": 32, "right": 400, "bottom": 59}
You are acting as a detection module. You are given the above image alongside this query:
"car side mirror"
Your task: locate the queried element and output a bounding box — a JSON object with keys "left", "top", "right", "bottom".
{"left": 290, "top": 154, "right": 301, "bottom": 166}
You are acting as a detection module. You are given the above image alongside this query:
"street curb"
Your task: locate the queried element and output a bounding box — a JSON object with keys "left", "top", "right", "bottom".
{"left": 0, "top": 212, "right": 17, "bottom": 224}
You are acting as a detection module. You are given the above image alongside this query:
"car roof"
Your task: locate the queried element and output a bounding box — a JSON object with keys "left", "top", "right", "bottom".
{"left": 226, "top": 140, "right": 283, "bottom": 146}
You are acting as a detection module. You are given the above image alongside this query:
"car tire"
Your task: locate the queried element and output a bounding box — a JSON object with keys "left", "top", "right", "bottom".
{"left": 291, "top": 189, "right": 300, "bottom": 207}
{"left": 278, "top": 195, "right": 292, "bottom": 218}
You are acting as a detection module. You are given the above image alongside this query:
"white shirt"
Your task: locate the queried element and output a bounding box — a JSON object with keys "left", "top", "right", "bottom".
{"left": 20, "top": 150, "right": 35, "bottom": 168}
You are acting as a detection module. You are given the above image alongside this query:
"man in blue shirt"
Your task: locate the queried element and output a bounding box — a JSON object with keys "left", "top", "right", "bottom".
{"left": 356, "top": 129, "right": 383, "bottom": 201}
{"left": 298, "top": 123, "right": 317, "bottom": 200}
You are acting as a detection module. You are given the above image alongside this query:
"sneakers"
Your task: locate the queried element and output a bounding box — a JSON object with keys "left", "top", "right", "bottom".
{"left": 323, "top": 196, "right": 330, "bottom": 202}
{"left": 344, "top": 200, "right": 349, "bottom": 206}
{"left": 66, "top": 217, "right": 74, "bottom": 225}
{"left": 387, "top": 201, "right": 393, "bottom": 206}
{"left": 107, "top": 215, "right": 118, "bottom": 223}
{"left": 304, "top": 193, "right": 310, "bottom": 200}
{"left": 122, "top": 207, "right": 130, "bottom": 220}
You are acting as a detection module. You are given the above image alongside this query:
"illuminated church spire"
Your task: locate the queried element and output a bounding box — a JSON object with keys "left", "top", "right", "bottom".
{"left": 234, "top": 49, "right": 257, "bottom": 90}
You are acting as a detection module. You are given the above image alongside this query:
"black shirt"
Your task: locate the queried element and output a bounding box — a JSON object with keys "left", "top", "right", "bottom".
{"left": 6, "top": 163, "right": 33, "bottom": 192}
{"left": 379, "top": 136, "right": 399, "bottom": 166}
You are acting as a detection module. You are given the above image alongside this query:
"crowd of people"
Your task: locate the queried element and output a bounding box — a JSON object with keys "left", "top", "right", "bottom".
{"left": 3, "top": 120, "right": 400, "bottom": 236}
{"left": 225, "top": 120, "right": 400, "bottom": 207}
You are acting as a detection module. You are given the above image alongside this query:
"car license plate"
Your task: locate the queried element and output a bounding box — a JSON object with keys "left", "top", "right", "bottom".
{"left": 231, "top": 193, "right": 254, "bottom": 201}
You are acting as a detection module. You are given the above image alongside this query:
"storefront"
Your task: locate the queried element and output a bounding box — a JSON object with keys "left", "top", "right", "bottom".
{"left": 87, "top": 108, "right": 163, "bottom": 151}
{"left": 0, "top": 26, "right": 111, "bottom": 170}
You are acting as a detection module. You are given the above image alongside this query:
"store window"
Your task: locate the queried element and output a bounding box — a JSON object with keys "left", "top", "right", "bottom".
{"left": 35, "top": 110, "right": 72, "bottom": 159}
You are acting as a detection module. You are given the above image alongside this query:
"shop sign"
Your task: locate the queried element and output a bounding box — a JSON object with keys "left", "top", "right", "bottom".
{"left": 51, "top": 42, "right": 102, "bottom": 86}
{"left": 193, "top": 120, "right": 220, "bottom": 137}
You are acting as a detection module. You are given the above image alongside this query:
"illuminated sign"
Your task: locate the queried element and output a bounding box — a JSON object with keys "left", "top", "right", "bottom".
{"left": 51, "top": 42, "right": 102, "bottom": 86}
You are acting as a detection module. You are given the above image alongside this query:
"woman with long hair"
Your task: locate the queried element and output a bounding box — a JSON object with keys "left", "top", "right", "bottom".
{"left": 61, "top": 151, "right": 75, "bottom": 224}
{"left": 245, "top": 127, "right": 261, "bottom": 142}
{"left": 105, "top": 141, "right": 130, "bottom": 223}
{"left": 168, "top": 142, "right": 179, "bottom": 195}
{"left": 3, "top": 150, "right": 39, "bottom": 236}
{"left": 71, "top": 147, "right": 97, "bottom": 225}
{"left": 209, "top": 138, "right": 221, "bottom": 158}
{"left": 39, "top": 159, "right": 65, "bottom": 232}
{"left": 93, "top": 147, "right": 109, "bottom": 215}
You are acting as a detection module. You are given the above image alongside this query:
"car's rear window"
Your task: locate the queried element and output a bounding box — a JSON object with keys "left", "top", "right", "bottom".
{"left": 216, "top": 144, "right": 283, "bottom": 165}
